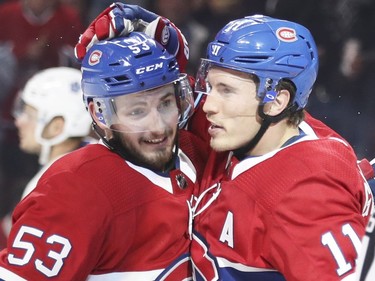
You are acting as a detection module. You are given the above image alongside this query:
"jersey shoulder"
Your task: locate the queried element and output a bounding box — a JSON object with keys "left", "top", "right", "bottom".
{"left": 228, "top": 136, "right": 365, "bottom": 212}
{"left": 35, "top": 144, "right": 166, "bottom": 215}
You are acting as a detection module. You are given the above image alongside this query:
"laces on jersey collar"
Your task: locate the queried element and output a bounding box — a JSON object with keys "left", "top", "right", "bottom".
{"left": 187, "top": 183, "right": 222, "bottom": 240}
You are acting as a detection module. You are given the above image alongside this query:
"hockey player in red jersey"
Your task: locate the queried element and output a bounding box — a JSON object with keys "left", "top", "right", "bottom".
{"left": 189, "top": 15, "right": 373, "bottom": 281}
{"left": 0, "top": 32, "right": 207, "bottom": 280}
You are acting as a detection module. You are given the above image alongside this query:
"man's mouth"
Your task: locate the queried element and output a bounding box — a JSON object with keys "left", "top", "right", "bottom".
{"left": 209, "top": 124, "right": 223, "bottom": 129}
{"left": 144, "top": 137, "right": 167, "bottom": 144}
{"left": 207, "top": 121, "right": 224, "bottom": 136}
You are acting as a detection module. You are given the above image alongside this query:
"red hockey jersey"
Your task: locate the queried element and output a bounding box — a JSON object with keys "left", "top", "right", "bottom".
{"left": 0, "top": 131, "right": 206, "bottom": 280}
{"left": 191, "top": 122, "right": 373, "bottom": 281}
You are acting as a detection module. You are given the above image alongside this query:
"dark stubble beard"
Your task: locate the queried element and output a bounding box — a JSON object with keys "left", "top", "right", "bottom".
{"left": 111, "top": 128, "right": 178, "bottom": 172}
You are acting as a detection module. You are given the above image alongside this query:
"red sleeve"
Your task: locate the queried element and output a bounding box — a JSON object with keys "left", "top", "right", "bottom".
{"left": 265, "top": 141, "right": 371, "bottom": 281}
{"left": 0, "top": 171, "right": 111, "bottom": 280}
{"left": 305, "top": 111, "right": 375, "bottom": 181}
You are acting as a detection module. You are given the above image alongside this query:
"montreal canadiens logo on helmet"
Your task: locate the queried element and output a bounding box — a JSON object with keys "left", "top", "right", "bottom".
{"left": 88, "top": 50, "right": 102, "bottom": 66}
{"left": 161, "top": 26, "right": 170, "bottom": 46}
{"left": 276, "top": 27, "right": 297, "bottom": 42}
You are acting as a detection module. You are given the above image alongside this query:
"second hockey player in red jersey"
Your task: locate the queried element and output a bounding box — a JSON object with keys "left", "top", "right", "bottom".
{"left": 189, "top": 15, "right": 373, "bottom": 281}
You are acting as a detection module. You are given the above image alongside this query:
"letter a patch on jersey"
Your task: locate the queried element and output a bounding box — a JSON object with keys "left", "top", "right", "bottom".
{"left": 219, "top": 211, "right": 234, "bottom": 248}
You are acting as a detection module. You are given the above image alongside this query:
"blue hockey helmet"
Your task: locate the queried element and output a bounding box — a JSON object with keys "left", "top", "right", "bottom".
{"left": 195, "top": 15, "right": 319, "bottom": 109}
{"left": 81, "top": 32, "right": 194, "bottom": 129}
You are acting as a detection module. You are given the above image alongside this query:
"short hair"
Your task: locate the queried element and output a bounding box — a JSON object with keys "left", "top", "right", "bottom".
{"left": 276, "top": 79, "right": 305, "bottom": 126}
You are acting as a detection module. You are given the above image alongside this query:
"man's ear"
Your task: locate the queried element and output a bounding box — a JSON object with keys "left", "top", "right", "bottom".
{"left": 42, "top": 117, "right": 64, "bottom": 139}
{"left": 88, "top": 101, "right": 107, "bottom": 131}
{"left": 88, "top": 101, "right": 114, "bottom": 140}
{"left": 264, "top": 89, "right": 291, "bottom": 116}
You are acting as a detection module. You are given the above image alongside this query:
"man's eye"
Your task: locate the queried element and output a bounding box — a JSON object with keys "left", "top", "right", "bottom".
{"left": 159, "top": 99, "right": 175, "bottom": 111}
{"left": 129, "top": 108, "right": 145, "bottom": 116}
{"left": 158, "top": 98, "right": 178, "bottom": 113}
{"left": 222, "top": 87, "right": 231, "bottom": 94}
{"left": 161, "top": 99, "right": 172, "bottom": 107}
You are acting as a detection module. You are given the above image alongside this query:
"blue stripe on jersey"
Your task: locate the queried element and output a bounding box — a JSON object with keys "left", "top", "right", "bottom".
{"left": 155, "top": 253, "right": 192, "bottom": 281}
{"left": 219, "top": 267, "right": 286, "bottom": 281}
{"left": 194, "top": 267, "right": 286, "bottom": 281}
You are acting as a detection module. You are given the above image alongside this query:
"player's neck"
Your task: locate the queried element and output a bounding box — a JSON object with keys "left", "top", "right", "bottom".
{"left": 49, "top": 139, "right": 82, "bottom": 162}
{"left": 247, "top": 121, "right": 299, "bottom": 157}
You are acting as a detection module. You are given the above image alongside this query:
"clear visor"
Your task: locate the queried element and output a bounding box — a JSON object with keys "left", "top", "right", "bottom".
{"left": 194, "top": 59, "right": 266, "bottom": 120}
{"left": 94, "top": 74, "right": 194, "bottom": 133}
{"left": 195, "top": 59, "right": 259, "bottom": 100}
{"left": 195, "top": 59, "right": 256, "bottom": 96}
{"left": 195, "top": 59, "right": 213, "bottom": 96}
{"left": 195, "top": 59, "right": 279, "bottom": 104}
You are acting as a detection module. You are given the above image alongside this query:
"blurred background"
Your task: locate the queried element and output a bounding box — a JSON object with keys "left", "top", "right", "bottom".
{"left": 0, "top": 0, "right": 374, "bottom": 217}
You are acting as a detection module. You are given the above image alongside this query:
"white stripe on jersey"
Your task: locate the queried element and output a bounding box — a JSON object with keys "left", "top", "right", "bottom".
{"left": 0, "top": 267, "right": 27, "bottom": 281}
{"left": 126, "top": 149, "right": 197, "bottom": 194}
{"left": 231, "top": 133, "right": 318, "bottom": 179}
{"left": 216, "top": 256, "right": 278, "bottom": 273}
{"left": 87, "top": 269, "right": 163, "bottom": 280}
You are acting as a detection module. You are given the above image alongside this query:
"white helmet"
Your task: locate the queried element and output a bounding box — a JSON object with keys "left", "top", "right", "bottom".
{"left": 20, "top": 67, "right": 92, "bottom": 164}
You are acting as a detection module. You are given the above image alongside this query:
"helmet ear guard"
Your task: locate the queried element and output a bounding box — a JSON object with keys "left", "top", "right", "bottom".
{"left": 260, "top": 78, "right": 278, "bottom": 104}
{"left": 85, "top": 100, "right": 113, "bottom": 144}
{"left": 91, "top": 97, "right": 113, "bottom": 127}
{"left": 86, "top": 99, "right": 106, "bottom": 128}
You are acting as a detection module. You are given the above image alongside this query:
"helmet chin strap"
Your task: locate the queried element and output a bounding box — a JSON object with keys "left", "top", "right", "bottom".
{"left": 233, "top": 103, "right": 297, "bottom": 159}
{"left": 92, "top": 121, "right": 179, "bottom": 173}
{"left": 38, "top": 143, "right": 52, "bottom": 165}
{"left": 36, "top": 126, "right": 70, "bottom": 165}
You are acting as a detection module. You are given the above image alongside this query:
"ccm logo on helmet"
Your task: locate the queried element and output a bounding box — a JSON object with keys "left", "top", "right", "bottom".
{"left": 276, "top": 27, "right": 297, "bottom": 42}
{"left": 89, "top": 50, "right": 102, "bottom": 66}
{"left": 136, "top": 62, "right": 164, "bottom": 74}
